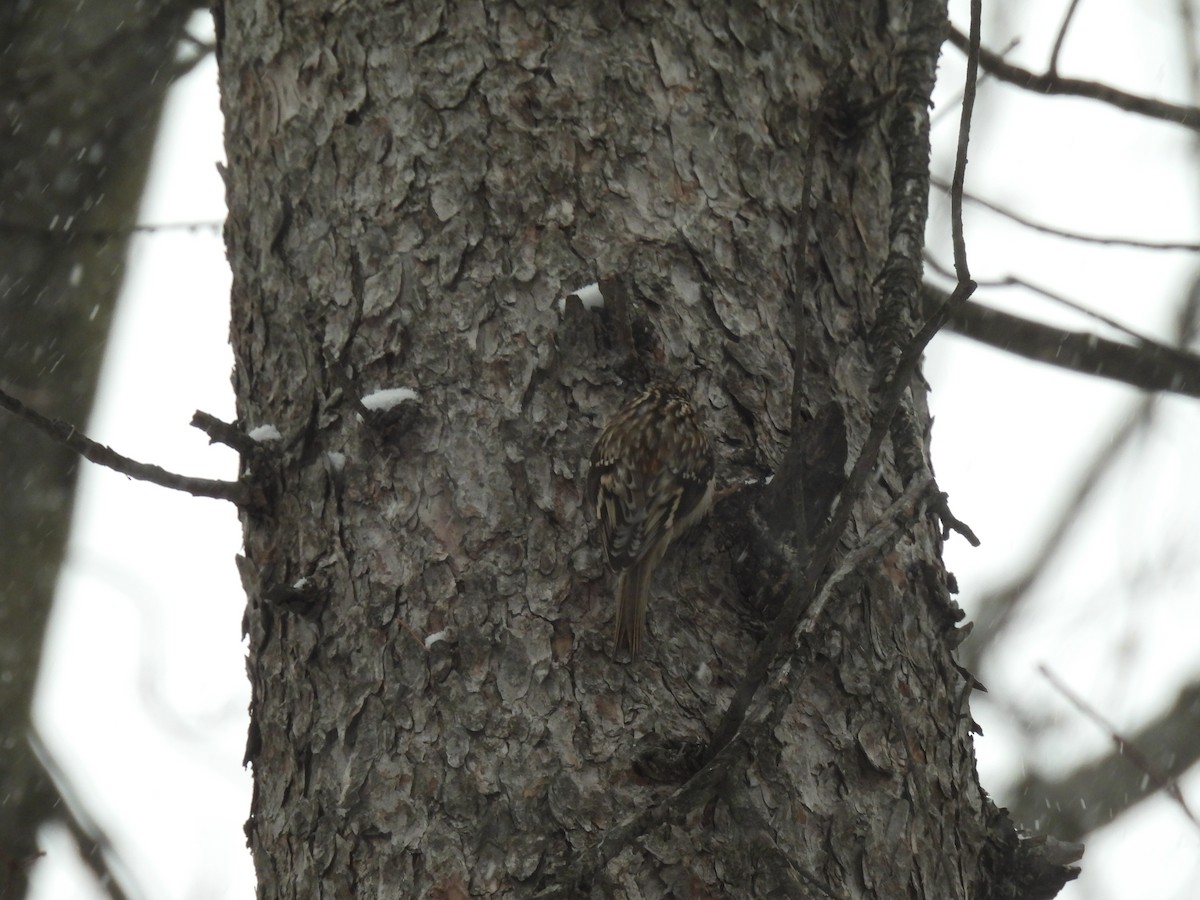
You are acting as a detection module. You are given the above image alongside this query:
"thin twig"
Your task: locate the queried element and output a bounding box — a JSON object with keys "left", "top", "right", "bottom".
{"left": 949, "top": 0, "right": 982, "bottom": 280}
{"left": 1049, "top": 0, "right": 1086, "bottom": 78}
{"left": 1009, "top": 275, "right": 1175, "bottom": 347}
{"left": 931, "top": 38, "right": 1021, "bottom": 126}
{"left": 1039, "top": 665, "right": 1200, "bottom": 833}
{"left": 926, "top": 253, "right": 1194, "bottom": 351}
{"left": 930, "top": 176, "right": 1200, "bottom": 251}
{"left": 947, "top": 25, "right": 1200, "bottom": 131}
{"left": 798, "top": 475, "right": 934, "bottom": 640}
{"left": 0, "top": 385, "right": 252, "bottom": 505}
{"left": 706, "top": 280, "right": 974, "bottom": 758}
{"left": 0, "top": 218, "right": 224, "bottom": 244}
{"left": 926, "top": 250, "right": 1200, "bottom": 368}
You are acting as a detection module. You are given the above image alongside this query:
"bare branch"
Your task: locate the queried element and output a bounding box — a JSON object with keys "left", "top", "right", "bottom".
{"left": 947, "top": 24, "right": 1200, "bottom": 131}
{"left": 949, "top": 0, "right": 982, "bottom": 280}
{"left": 1005, "top": 680, "right": 1200, "bottom": 841}
{"left": 931, "top": 175, "right": 1200, "bottom": 251}
{"left": 932, "top": 38, "right": 1021, "bottom": 126}
{"left": 922, "top": 284, "right": 1200, "bottom": 399}
{"left": 1007, "top": 275, "right": 1175, "bottom": 347}
{"left": 961, "top": 399, "right": 1152, "bottom": 673}
{"left": 926, "top": 254, "right": 1186, "bottom": 348}
{"left": 0, "top": 385, "right": 253, "bottom": 506}
{"left": 1037, "top": 667, "right": 1200, "bottom": 835}
{"left": 58, "top": 814, "right": 134, "bottom": 900}
{"left": 29, "top": 732, "right": 136, "bottom": 900}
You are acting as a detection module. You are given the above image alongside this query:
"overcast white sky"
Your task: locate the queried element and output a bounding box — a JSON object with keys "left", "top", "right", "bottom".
{"left": 26, "top": 2, "right": 1200, "bottom": 897}
{"left": 30, "top": 40, "right": 250, "bottom": 899}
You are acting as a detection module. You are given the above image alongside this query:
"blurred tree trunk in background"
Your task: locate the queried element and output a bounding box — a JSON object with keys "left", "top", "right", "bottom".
{"left": 0, "top": 2, "right": 194, "bottom": 895}
{"left": 220, "top": 1, "right": 1079, "bottom": 896}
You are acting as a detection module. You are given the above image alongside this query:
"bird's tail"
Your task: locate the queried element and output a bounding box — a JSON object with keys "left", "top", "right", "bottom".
{"left": 614, "top": 561, "right": 653, "bottom": 660}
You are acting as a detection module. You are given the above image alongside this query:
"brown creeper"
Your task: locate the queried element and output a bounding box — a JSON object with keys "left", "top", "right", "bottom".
{"left": 587, "top": 383, "right": 715, "bottom": 659}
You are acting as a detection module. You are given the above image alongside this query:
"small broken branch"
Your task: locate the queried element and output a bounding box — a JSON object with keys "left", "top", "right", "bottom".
{"left": 929, "top": 490, "right": 981, "bottom": 546}
{"left": 192, "top": 409, "right": 261, "bottom": 455}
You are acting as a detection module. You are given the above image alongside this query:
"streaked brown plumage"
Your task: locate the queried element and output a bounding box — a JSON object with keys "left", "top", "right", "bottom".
{"left": 587, "top": 383, "right": 715, "bottom": 659}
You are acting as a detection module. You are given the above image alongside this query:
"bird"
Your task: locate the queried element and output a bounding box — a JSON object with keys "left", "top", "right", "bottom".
{"left": 587, "top": 383, "right": 715, "bottom": 659}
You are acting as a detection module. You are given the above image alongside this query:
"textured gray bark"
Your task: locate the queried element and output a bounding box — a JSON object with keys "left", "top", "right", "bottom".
{"left": 220, "top": 1, "right": 1075, "bottom": 896}
{"left": 0, "top": 2, "right": 193, "bottom": 894}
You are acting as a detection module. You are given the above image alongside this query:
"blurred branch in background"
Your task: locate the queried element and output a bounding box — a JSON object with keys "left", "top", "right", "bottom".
{"left": 958, "top": 395, "right": 1153, "bottom": 675}
{"left": 954, "top": 269, "right": 1200, "bottom": 852}
{"left": 0, "top": 1, "right": 204, "bottom": 897}
{"left": 960, "top": 275, "right": 1200, "bottom": 672}
{"left": 1009, "top": 679, "right": 1200, "bottom": 842}
{"left": 930, "top": 4, "right": 1200, "bottom": 893}
{"left": 28, "top": 734, "right": 135, "bottom": 900}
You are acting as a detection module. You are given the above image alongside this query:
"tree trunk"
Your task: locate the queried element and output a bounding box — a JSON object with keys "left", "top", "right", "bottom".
{"left": 219, "top": 1, "right": 1077, "bottom": 896}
